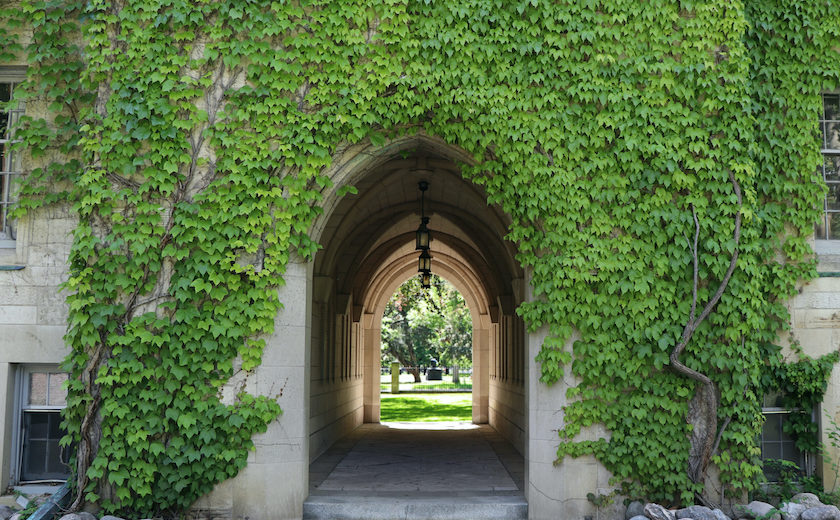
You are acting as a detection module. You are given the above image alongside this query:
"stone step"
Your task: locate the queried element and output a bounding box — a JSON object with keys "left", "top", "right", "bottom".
{"left": 303, "top": 492, "right": 528, "bottom": 520}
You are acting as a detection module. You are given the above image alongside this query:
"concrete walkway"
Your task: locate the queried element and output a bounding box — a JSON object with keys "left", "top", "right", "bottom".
{"left": 304, "top": 423, "right": 527, "bottom": 520}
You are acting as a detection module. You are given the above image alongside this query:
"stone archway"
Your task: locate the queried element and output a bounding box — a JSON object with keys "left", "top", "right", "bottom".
{"left": 306, "top": 134, "right": 528, "bottom": 467}
{"left": 197, "top": 133, "right": 538, "bottom": 520}
{"left": 358, "top": 244, "right": 492, "bottom": 424}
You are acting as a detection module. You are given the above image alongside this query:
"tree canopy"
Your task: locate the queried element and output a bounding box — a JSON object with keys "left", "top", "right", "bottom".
{"left": 381, "top": 275, "right": 472, "bottom": 379}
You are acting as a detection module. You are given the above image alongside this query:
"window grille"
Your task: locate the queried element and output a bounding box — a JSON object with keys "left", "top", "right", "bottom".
{"left": 816, "top": 93, "right": 840, "bottom": 239}
{"left": 760, "top": 392, "right": 815, "bottom": 481}
{"left": 15, "top": 369, "right": 70, "bottom": 483}
{"left": 0, "top": 79, "right": 23, "bottom": 243}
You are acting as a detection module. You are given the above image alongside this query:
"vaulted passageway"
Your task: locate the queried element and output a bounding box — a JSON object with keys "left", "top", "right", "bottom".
{"left": 305, "top": 137, "right": 528, "bottom": 513}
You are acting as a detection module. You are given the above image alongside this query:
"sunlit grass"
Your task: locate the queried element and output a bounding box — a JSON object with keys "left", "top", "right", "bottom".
{"left": 379, "top": 393, "right": 472, "bottom": 422}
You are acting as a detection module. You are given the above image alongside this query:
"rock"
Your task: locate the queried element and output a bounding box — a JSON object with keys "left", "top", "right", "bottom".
{"left": 100, "top": 516, "right": 126, "bottom": 520}
{"left": 676, "top": 505, "right": 727, "bottom": 520}
{"left": 737, "top": 501, "right": 780, "bottom": 520}
{"left": 57, "top": 515, "right": 81, "bottom": 520}
{"left": 8, "top": 514, "right": 21, "bottom": 520}
{"left": 0, "top": 506, "right": 16, "bottom": 520}
{"left": 801, "top": 505, "right": 840, "bottom": 520}
{"left": 645, "top": 503, "right": 677, "bottom": 520}
{"left": 711, "top": 509, "right": 731, "bottom": 520}
{"left": 77, "top": 513, "right": 98, "bottom": 520}
{"left": 630, "top": 516, "right": 648, "bottom": 520}
{"left": 780, "top": 502, "right": 807, "bottom": 520}
{"left": 626, "top": 501, "right": 645, "bottom": 520}
{"left": 792, "top": 494, "right": 824, "bottom": 510}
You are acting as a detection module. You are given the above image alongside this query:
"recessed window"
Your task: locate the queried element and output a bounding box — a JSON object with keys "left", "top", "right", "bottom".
{"left": 760, "top": 392, "right": 814, "bottom": 481}
{"left": 0, "top": 74, "right": 24, "bottom": 247}
{"left": 14, "top": 368, "right": 71, "bottom": 483}
{"left": 816, "top": 93, "right": 840, "bottom": 240}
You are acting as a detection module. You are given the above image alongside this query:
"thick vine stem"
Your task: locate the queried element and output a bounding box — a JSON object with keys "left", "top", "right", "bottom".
{"left": 669, "top": 169, "right": 742, "bottom": 487}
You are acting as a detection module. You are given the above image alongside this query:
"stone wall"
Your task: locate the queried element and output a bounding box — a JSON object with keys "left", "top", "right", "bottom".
{"left": 0, "top": 206, "right": 75, "bottom": 490}
{"left": 789, "top": 265, "right": 840, "bottom": 491}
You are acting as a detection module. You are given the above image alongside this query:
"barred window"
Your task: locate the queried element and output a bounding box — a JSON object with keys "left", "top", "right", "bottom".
{"left": 13, "top": 368, "right": 71, "bottom": 483}
{"left": 0, "top": 77, "right": 23, "bottom": 244}
{"left": 816, "top": 93, "right": 840, "bottom": 240}
{"left": 760, "top": 392, "right": 815, "bottom": 482}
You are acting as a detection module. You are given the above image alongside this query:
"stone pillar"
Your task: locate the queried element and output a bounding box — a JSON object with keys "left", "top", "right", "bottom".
{"left": 524, "top": 275, "right": 615, "bottom": 519}
{"left": 390, "top": 362, "right": 400, "bottom": 394}
{"left": 213, "top": 258, "right": 312, "bottom": 520}
{"left": 363, "top": 313, "right": 381, "bottom": 423}
{"left": 472, "top": 314, "right": 490, "bottom": 424}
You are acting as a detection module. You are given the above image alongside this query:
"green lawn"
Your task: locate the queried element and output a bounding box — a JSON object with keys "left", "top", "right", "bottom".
{"left": 379, "top": 393, "right": 472, "bottom": 422}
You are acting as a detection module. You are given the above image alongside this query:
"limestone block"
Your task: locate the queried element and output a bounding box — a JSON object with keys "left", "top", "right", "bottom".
{"left": 530, "top": 404, "right": 564, "bottom": 436}
{"left": 46, "top": 220, "right": 75, "bottom": 245}
{"left": 794, "top": 329, "right": 839, "bottom": 358}
{"left": 793, "top": 292, "right": 840, "bottom": 310}
{"left": 0, "top": 305, "right": 36, "bottom": 324}
{"left": 191, "top": 475, "right": 234, "bottom": 511}
{"left": 230, "top": 461, "right": 307, "bottom": 520}
{"left": 275, "top": 280, "right": 309, "bottom": 328}
{"left": 0, "top": 325, "right": 68, "bottom": 362}
{"left": 0, "top": 286, "right": 39, "bottom": 305}
{"left": 794, "top": 309, "right": 840, "bottom": 329}
{"left": 256, "top": 365, "right": 306, "bottom": 405}
{"left": 801, "top": 277, "right": 840, "bottom": 293}
{"left": 262, "top": 324, "right": 307, "bottom": 367}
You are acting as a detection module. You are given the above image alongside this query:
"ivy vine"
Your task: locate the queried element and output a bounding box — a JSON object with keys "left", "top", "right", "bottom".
{"left": 1, "top": 0, "right": 838, "bottom": 516}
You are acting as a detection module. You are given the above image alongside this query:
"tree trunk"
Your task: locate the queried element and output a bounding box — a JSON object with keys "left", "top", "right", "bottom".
{"left": 686, "top": 381, "right": 719, "bottom": 485}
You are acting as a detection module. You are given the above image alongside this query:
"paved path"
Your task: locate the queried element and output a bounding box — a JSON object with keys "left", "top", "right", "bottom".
{"left": 305, "top": 422, "right": 526, "bottom": 519}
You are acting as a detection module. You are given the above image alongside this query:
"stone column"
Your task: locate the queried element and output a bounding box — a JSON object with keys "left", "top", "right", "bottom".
{"left": 222, "top": 258, "right": 312, "bottom": 520}
{"left": 363, "top": 313, "right": 381, "bottom": 423}
{"left": 525, "top": 275, "right": 615, "bottom": 519}
{"left": 472, "top": 314, "right": 491, "bottom": 424}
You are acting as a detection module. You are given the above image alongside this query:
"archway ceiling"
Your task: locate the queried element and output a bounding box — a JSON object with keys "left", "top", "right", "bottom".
{"left": 315, "top": 151, "right": 523, "bottom": 317}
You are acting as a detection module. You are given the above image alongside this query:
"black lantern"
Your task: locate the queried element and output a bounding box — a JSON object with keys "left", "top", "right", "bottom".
{"left": 415, "top": 181, "right": 431, "bottom": 250}
{"left": 420, "top": 271, "right": 431, "bottom": 289}
{"left": 418, "top": 249, "right": 431, "bottom": 273}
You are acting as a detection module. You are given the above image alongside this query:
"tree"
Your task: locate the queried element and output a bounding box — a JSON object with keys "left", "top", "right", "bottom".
{"left": 381, "top": 275, "right": 471, "bottom": 382}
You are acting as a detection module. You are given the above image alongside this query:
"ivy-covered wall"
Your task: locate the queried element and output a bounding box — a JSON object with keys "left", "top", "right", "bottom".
{"left": 1, "top": 0, "right": 839, "bottom": 517}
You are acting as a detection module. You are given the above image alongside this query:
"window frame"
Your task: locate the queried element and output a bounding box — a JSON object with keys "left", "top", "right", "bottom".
{"left": 10, "top": 365, "right": 71, "bottom": 485}
{"left": 0, "top": 66, "right": 26, "bottom": 250}
{"left": 759, "top": 394, "right": 817, "bottom": 482}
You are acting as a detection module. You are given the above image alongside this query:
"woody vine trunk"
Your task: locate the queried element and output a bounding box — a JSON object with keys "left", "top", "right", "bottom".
{"left": 669, "top": 171, "right": 742, "bottom": 493}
